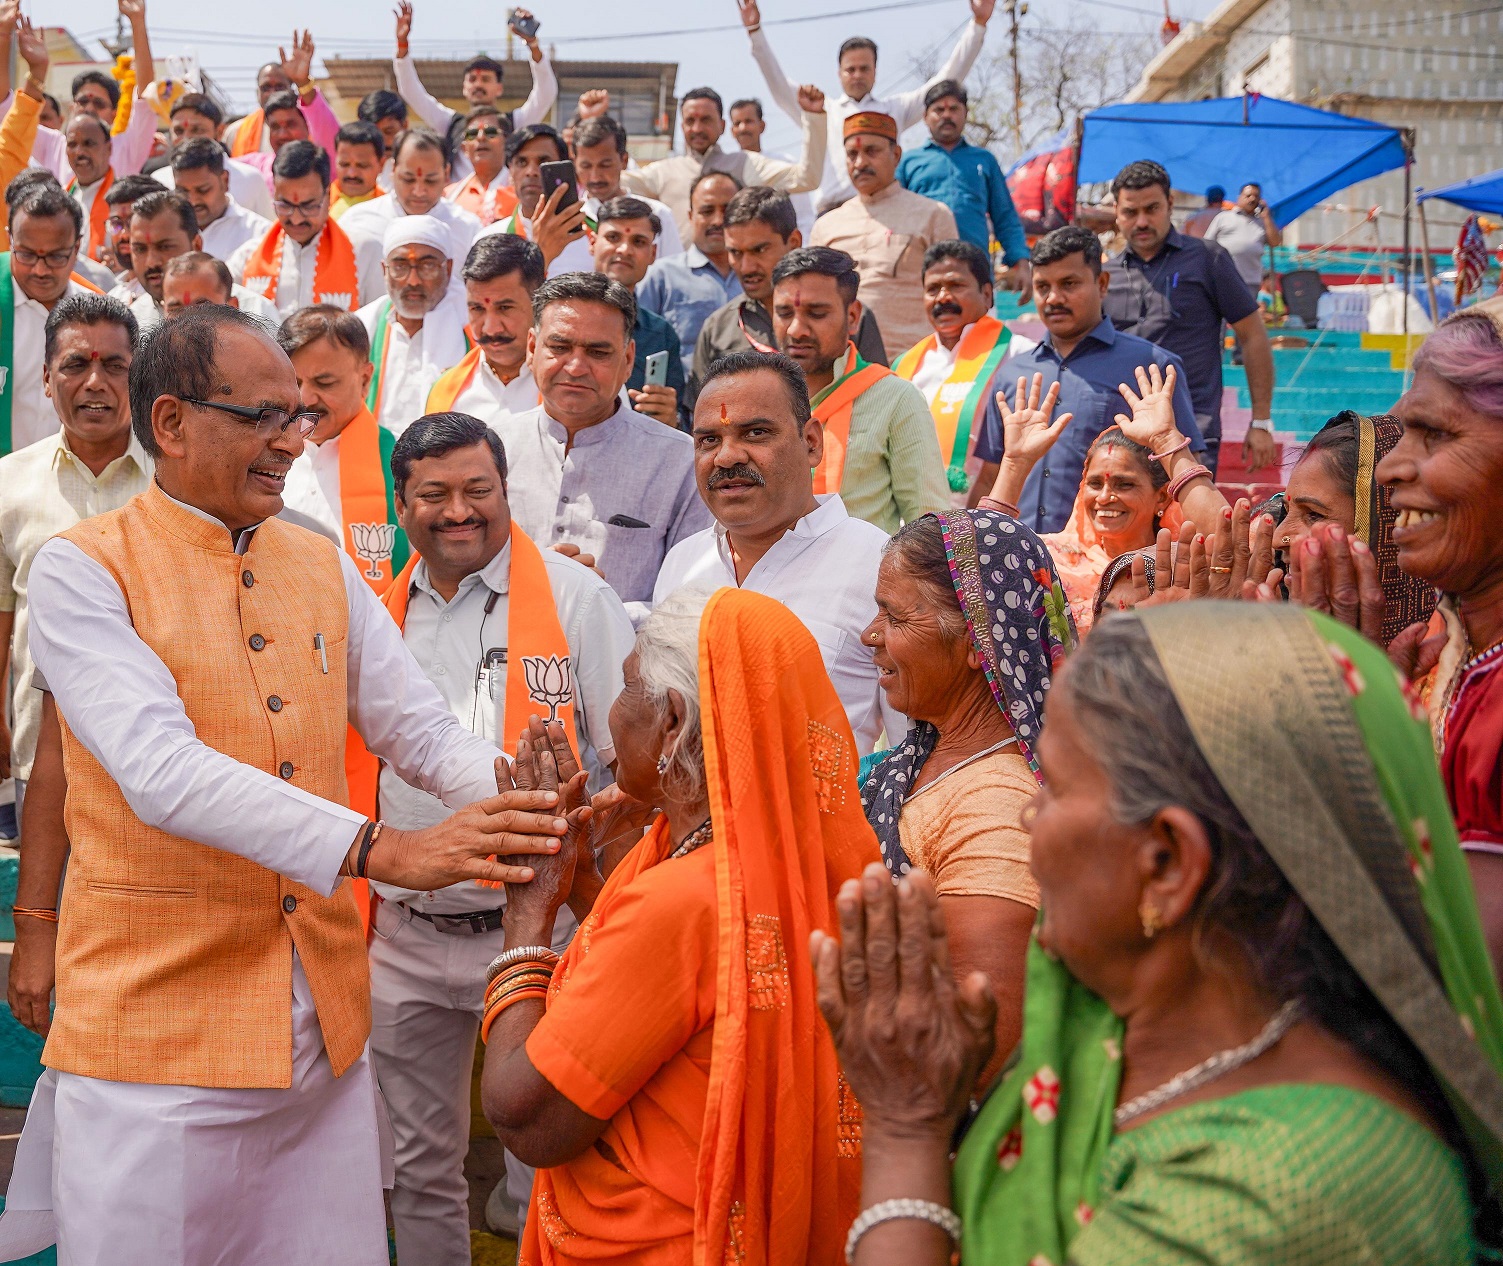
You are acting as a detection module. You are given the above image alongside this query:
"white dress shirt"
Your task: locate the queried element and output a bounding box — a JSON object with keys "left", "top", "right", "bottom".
{"left": 228, "top": 225, "right": 385, "bottom": 316}
{"left": 748, "top": 20, "right": 987, "bottom": 210}
{"left": 908, "top": 323, "right": 1037, "bottom": 404}
{"left": 652, "top": 493, "right": 904, "bottom": 754}
{"left": 154, "top": 160, "right": 277, "bottom": 224}
{"left": 356, "top": 294, "right": 471, "bottom": 435}
{"left": 128, "top": 286, "right": 282, "bottom": 333}
{"left": 376, "top": 541, "right": 634, "bottom": 911}
{"left": 450, "top": 359, "right": 539, "bottom": 426}
{"left": 197, "top": 198, "right": 275, "bottom": 262}
{"left": 10, "top": 280, "right": 89, "bottom": 452}
{"left": 279, "top": 432, "right": 345, "bottom": 545}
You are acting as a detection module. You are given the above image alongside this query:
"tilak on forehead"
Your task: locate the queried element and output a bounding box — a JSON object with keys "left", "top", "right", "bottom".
{"left": 721, "top": 402, "right": 728, "bottom": 420}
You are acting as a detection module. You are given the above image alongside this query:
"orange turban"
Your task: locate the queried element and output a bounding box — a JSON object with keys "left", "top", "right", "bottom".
{"left": 842, "top": 111, "right": 898, "bottom": 142}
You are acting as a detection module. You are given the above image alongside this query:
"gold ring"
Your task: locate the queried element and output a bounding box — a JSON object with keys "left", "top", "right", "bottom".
{"left": 1209, "top": 566, "right": 1232, "bottom": 574}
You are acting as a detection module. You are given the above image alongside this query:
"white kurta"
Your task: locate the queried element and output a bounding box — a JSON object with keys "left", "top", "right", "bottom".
{"left": 228, "top": 226, "right": 385, "bottom": 316}
{"left": 10, "top": 281, "right": 90, "bottom": 452}
{"left": 0, "top": 495, "right": 504, "bottom": 1265}
{"left": 356, "top": 295, "right": 471, "bottom": 434}
{"left": 449, "top": 359, "right": 540, "bottom": 428}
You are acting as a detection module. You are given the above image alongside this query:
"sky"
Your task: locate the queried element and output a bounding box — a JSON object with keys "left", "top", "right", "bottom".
{"left": 41, "top": 0, "right": 1187, "bottom": 155}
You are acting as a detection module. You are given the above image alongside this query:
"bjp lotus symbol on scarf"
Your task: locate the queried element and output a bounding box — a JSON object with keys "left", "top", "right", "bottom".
{"left": 522, "top": 655, "right": 574, "bottom": 722}
{"left": 350, "top": 522, "right": 397, "bottom": 579}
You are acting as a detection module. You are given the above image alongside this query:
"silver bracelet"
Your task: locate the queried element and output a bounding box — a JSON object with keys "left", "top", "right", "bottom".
{"left": 845, "top": 1198, "right": 961, "bottom": 1264}
{"left": 484, "top": 944, "right": 560, "bottom": 986}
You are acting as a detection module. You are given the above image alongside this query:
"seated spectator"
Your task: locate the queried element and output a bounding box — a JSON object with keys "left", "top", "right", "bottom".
{"left": 896, "top": 80, "right": 1028, "bottom": 285}
{"left": 973, "top": 225, "right": 1205, "bottom": 537}
{"left": 637, "top": 171, "right": 743, "bottom": 374}
{"left": 590, "top": 196, "right": 684, "bottom": 427}
{"left": 492, "top": 271, "right": 711, "bottom": 620}
{"left": 331, "top": 121, "right": 385, "bottom": 220}
{"left": 161, "top": 252, "right": 237, "bottom": 318}
{"left": 825, "top": 603, "right": 1503, "bottom": 1266}
{"left": 811, "top": 111, "right": 957, "bottom": 354}
{"left": 772, "top": 245, "right": 948, "bottom": 534}
{"left": 861, "top": 508, "right": 1069, "bottom": 1073}
{"left": 655, "top": 349, "right": 902, "bottom": 753}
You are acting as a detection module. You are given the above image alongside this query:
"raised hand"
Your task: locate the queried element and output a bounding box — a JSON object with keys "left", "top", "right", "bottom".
{"left": 511, "top": 6, "right": 540, "bottom": 46}
{"left": 577, "top": 88, "right": 610, "bottom": 119}
{"left": 998, "top": 372, "right": 1073, "bottom": 468}
{"left": 530, "top": 181, "right": 586, "bottom": 269}
{"left": 813, "top": 865, "right": 995, "bottom": 1140}
{"left": 395, "top": 0, "right": 413, "bottom": 46}
{"left": 279, "top": 29, "right": 315, "bottom": 87}
{"left": 796, "top": 83, "right": 826, "bottom": 114}
{"left": 1284, "top": 522, "right": 1385, "bottom": 643}
{"left": 16, "top": 13, "right": 47, "bottom": 79}
{"left": 971, "top": 0, "right": 997, "bottom": 24}
{"left": 737, "top": 0, "right": 763, "bottom": 29}
{"left": 1134, "top": 522, "right": 1205, "bottom": 606}
{"left": 1113, "top": 361, "right": 1182, "bottom": 454}
{"left": 0, "top": 0, "right": 19, "bottom": 39}
{"left": 118, "top": 0, "right": 147, "bottom": 21}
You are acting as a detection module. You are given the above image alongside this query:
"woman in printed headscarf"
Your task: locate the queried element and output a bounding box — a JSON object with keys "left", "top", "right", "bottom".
{"left": 820, "top": 602, "right": 1503, "bottom": 1266}
{"left": 859, "top": 508, "right": 1074, "bottom": 1069}
{"left": 479, "top": 588, "right": 879, "bottom": 1266}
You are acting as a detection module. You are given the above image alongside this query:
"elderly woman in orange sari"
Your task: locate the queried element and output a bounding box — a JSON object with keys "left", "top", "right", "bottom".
{"left": 479, "top": 587, "right": 879, "bottom": 1265}
{"left": 980, "top": 364, "right": 1234, "bottom": 631}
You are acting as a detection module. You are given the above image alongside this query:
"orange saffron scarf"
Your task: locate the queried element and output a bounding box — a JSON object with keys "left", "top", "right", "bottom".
{"left": 426, "top": 345, "right": 484, "bottom": 413}
{"left": 810, "top": 342, "right": 890, "bottom": 496}
{"left": 522, "top": 589, "right": 876, "bottom": 1265}
{"left": 241, "top": 218, "right": 360, "bottom": 310}
{"left": 67, "top": 167, "right": 114, "bottom": 262}
{"left": 447, "top": 173, "right": 519, "bottom": 227}
{"left": 229, "top": 109, "right": 265, "bottom": 158}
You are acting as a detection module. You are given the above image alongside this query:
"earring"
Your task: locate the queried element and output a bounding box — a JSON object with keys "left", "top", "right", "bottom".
{"left": 656, "top": 754, "right": 669, "bottom": 775}
{"left": 1139, "top": 902, "right": 1164, "bottom": 939}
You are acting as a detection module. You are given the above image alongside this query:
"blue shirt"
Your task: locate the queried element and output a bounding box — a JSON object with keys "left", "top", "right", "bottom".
{"left": 1103, "top": 228, "right": 1257, "bottom": 444}
{"left": 627, "top": 305, "right": 686, "bottom": 396}
{"left": 896, "top": 138, "right": 1028, "bottom": 265}
{"left": 975, "top": 317, "right": 1202, "bottom": 534}
{"left": 636, "top": 246, "right": 743, "bottom": 373}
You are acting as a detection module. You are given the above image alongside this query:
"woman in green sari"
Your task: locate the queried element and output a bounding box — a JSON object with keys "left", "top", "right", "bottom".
{"left": 815, "top": 602, "right": 1503, "bottom": 1266}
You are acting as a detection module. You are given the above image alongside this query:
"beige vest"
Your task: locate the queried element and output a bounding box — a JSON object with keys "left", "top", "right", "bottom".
{"left": 45, "top": 484, "right": 370, "bottom": 1089}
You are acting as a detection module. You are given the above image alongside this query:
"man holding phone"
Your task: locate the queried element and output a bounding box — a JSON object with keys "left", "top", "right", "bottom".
{"left": 1205, "top": 181, "right": 1282, "bottom": 300}
{"left": 391, "top": 1, "right": 557, "bottom": 183}
{"left": 477, "top": 124, "right": 591, "bottom": 277}
{"left": 592, "top": 196, "right": 685, "bottom": 428}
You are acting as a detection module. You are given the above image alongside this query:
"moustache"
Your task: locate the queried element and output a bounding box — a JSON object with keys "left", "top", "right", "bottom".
{"left": 707, "top": 465, "right": 766, "bottom": 490}
{"left": 929, "top": 301, "right": 963, "bottom": 319}
{"left": 1042, "top": 306, "right": 1072, "bottom": 318}
{"left": 475, "top": 332, "right": 514, "bottom": 347}
{"left": 434, "top": 517, "right": 485, "bottom": 531}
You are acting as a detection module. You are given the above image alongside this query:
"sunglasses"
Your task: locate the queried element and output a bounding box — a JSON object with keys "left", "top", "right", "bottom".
{"left": 464, "top": 125, "right": 505, "bottom": 140}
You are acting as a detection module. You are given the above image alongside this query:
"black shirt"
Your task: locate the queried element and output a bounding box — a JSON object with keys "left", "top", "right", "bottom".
{"left": 1104, "top": 228, "right": 1257, "bottom": 442}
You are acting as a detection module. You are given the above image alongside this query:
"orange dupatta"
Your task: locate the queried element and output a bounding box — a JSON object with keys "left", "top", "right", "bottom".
{"left": 346, "top": 523, "right": 575, "bottom": 920}
{"left": 810, "top": 342, "right": 890, "bottom": 496}
{"left": 447, "top": 173, "right": 520, "bottom": 227}
{"left": 241, "top": 218, "right": 360, "bottom": 310}
{"left": 523, "top": 589, "right": 876, "bottom": 1265}
{"left": 229, "top": 109, "right": 265, "bottom": 158}
{"left": 67, "top": 168, "right": 113, "bottom": 262}
{"left": 426, "top": 345, "right": 485, "bottom": 413}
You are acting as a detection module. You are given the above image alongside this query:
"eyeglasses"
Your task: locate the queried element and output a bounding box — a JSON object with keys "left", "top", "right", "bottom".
{"left": 272, "top": 194, "right": 328, "bottom": 218}
{"left": 181, "top": 397, "right": 320, "bottom": 439}
{"left": 12, "top": 246, "right": 77, "bottom": 269}
{"left": 386, "top": 257, "right": 448, "bottom": 281}
{"left": 464, "top": 125, "right": 505, "bottom": 140}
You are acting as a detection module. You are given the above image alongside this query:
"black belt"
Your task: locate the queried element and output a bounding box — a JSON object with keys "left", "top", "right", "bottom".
{"left": 406, "top": 905, "right": 505, "bottom": 935}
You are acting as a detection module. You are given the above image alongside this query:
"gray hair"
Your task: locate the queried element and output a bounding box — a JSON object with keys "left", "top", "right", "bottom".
{"left": 634, "top": 589, "right": 710, "bottom": 805}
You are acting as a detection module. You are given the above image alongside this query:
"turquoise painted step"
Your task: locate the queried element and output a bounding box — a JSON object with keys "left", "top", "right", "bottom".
{"left": 1239, "top": 388, "right": 1400, "bottom": 406}
{"left": 0, "top": 1199, "right": 54, "bottom": 1264}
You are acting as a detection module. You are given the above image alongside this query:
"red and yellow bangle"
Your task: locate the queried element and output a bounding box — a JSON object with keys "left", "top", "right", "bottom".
{"left": 13, "top": 906, "right": 59, "bottom": 923}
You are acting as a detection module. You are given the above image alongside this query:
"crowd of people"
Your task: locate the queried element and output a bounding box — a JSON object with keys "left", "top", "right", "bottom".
{"left": 0, "top": 1, "right": 1498, "bottom": 1264}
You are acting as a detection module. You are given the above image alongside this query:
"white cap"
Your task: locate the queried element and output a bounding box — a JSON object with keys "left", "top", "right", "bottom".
{"left": 381, "top": 213, "right": 453, "bottom": 259}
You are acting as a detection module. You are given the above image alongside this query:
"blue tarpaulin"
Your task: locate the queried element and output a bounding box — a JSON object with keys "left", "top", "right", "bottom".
{"left": 1417, "top": 169, "right": 1503, "bottom": 217}
{"left": 1077, "top": 96, "right": 1408, "bottom": 226}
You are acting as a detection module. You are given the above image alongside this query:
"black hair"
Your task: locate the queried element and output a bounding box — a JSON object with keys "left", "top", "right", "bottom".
{"left": 263, "top": 89, "right": 304, "bottom": 118}
{"left": 272, "top": 139, "right": 331, "bottom": 189}
{"left": 596, "top": 196, "right": 662, "bottom": 239}
{"left": 838, "top": 36, "right": 878, "bottom": 61}
{"left": 391, "top": 411, "right": 507, "bottom": 497}
{"left": 689, "top": 168, "right": 743, "bottom": 205}
{"left": 170, "top": 137, "right": 227, "bottom": 177}
{"left": 5, "top": 168, "right": 60, "bottom": 210}
{"left": 462, "top": 104, "right": 510, "bottom": 134}
{"left": 70, "top": 70, "right": 120, "bottom": 109}
{"left": 276, "top": 304, "right": 371, "bottom": 359}
{"left": 462, "top": 233, "right": 546, "bottom": 290}
{"left": 681, "top": 87, "right": 724, "bottom": 116}
{"left": 358, "top": 89, "right": 408, "bottom": 126}
{"left": 572, "top": 115, "right": 627, "bottom": 156}
{"left": 1205, "top": 184, "right": 1226, "bottom": 203}
{"left": 13, "top": 186, "right": 83, "bottom": 241}
{"left": 923, "top": 239, "right": 990, "bottom": 292}
{"left": 163, "top": 251, "right": 234, "bottom": 299}
{"left": 723, "top": 186, "right": 796, "bottom": 240}
{"left": 696, "top": 349, "right": 811, "bottom": 424}
{"left": 1085, "top": 425, "right": 1168, "bottom": 491}
{"left": 1111, "top": 159, "right": 1171, "bottom": 199}
{"left": 1241, "top": 181, "right": 1262, "bottom": 195}
{"left": 505, "top": 123, "right": 567, "bottom": 166}
{"left": 923, "top": 78, "right": 967, "bottom": 110}
{"left": 392, "top": 126, "right": 451, "bottom": 170}
{"left": 1302, "top": 411, "right": 1361, "bottom": 493}
{"left": 44, "top": 292, "right": 139, "bottom": 364}
{"left": 728, "top": 98, "right": 763, "bottom": 120}
{"left": 131, "top": 190, "right": 200, "bottom": 240}
{"left": 336, "top": 120, "right": 386, "bottom": 159}
{"left": 103, "top": 174, "right": 165, "bottom": 207}
{"left": 170, "top": 92, "right": 224, "bottom": 127}
{"left": 771, "top": 245, "right": 859, "bottom": 307}
{"left": 463, "top": 55, "right": 506, "bottom": 80}
{"left": 1031, "top": 224, "right": 1103, "bottom": 275}
{"left": 41, "top": 92, "right": 60, "bottom": 118}
{"left": 128, "top": 305, "right": 271, "bottom": 456}
{"left": 531, "top": 271, "right": 636, "bottom": 337}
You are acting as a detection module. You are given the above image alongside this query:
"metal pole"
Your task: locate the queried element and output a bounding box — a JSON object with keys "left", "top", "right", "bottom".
{"left": 1416, "top": 198, "right": 1440, "bottom": 329}
{"left": 1008, "top": 0, "right": 1024, "bottom": 155}
{"left": 1402, "top": 138, "right": 1412, "bottom": 335}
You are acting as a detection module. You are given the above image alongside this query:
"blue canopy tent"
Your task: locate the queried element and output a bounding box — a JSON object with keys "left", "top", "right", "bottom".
{"left": 1076, "top": 96, "right": 1409, "bottom": 227}
{"left": 1417, "top": 169, "right": 1503, "bottom": 217}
